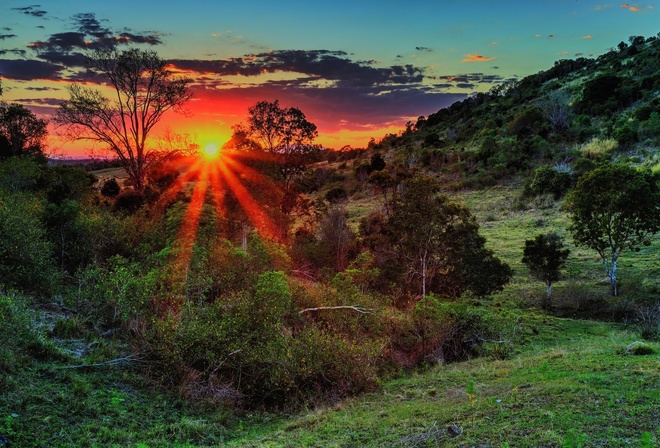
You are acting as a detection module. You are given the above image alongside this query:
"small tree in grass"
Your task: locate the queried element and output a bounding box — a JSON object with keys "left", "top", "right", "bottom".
{"left": 522, "top": 232, "right": 570, "bottom": 308}
{"left": 566, "top": 164, "right": 660, "bottom": 296}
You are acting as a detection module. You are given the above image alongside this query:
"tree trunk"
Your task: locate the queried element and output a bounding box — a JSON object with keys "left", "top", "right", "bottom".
{"left": 610, "top": 255, "right": 618, "bottom": 296}
{"left": 544, "top": 282, "right": 552, "bottom": 309}
{"left": 421, "top": 251, "right": 427, "bottom": 297}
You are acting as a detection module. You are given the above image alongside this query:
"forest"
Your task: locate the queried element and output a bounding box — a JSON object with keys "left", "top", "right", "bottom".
{"left": 1, "top": 34, "right": 659, "bottom": 447}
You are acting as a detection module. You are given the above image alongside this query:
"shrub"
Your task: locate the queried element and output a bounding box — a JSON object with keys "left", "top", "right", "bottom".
{"left": 635, "top": 304, "right": 660, "bottom": 341}
{"left": 112, "top": 189, "right": 145, "bottom": 213}
{"left": 525, "top": 165, "right": 573, "bottom": 199}
{"left": 579, "top": 138, "right": 618, "bottom": 159}
{"left": 100, "top": 178, "right": 121, "bottom": 197}
{"left": 0, "top": 191, "right": 57, "bottom": 293}
{"left": 624, "top": 341, "right": 655, "bottom": 355}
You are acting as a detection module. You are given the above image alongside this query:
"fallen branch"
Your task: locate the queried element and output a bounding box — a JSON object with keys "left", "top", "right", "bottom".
{"left": 57, "top": 354, "right": 142, "bottom": 370}
{"left": 299, "top": 305, "right": 373, "bottom": 315}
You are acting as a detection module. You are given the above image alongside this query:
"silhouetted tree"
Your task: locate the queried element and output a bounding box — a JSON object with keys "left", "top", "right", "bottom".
{"left": 55, "top": 48, "right": 192, "bottom": 191}
{"left": 230, "top": 100, "right": 318, "bottom": 193}
{"left": 0, "top": 103, "right": 48, "bottom": 160}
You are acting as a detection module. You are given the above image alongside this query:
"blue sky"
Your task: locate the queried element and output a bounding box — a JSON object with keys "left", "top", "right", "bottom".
{"left": 1, "top": 1, "right": 658, "bottom": 153}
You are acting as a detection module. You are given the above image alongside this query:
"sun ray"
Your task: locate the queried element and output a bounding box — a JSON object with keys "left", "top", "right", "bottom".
{"left": 215, "top": 154, "right": 282, "bottom": 242}
{"left": 168, "top": 161, "right": 210, "bottom": 290}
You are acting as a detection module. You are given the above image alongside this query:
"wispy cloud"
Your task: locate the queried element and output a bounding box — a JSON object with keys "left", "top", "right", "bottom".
{"left": 12, "top": 5, "right": 47, "bottom": 18}
{"left": 462, "top": 54, "right": 496, "bottom": 62}
{"left": 620, "top": 3, "right": 653, "bottom": 12}
{"left": 583, "top": 35, "right": 593, "bottom": 39}
{"left": 415, "top": 46, "right": 433, "bottom": 52}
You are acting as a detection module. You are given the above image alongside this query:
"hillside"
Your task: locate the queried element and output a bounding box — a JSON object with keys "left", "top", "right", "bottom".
{"left": 360, "top": 34, "right": 660, "bottom": 191}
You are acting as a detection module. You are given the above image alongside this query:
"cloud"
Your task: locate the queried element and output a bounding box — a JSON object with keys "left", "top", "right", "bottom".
{"left": 620, "top": 3, "right": 653, "bottom": 11}
{"left": 0, "top": 34, "right": 17, "bottom": 40}
{"left": 0, "top": 49, "right": 27, "bottom": 57}
{"left": 0, "top": 59, "right": 64, "bottom": 80}
{"left": 12, "top": 5, "right": 47, "bottom": 17}
{"left": 583, "top": 35, "right": 593, "bottom": 39}
{"left": 28, "top": 12, "right": 163, "bottom": 63}
{"left": 415, "top": 46, "right": 433, "bottom": 52}
{"left": 462, "top": 54, "right": 496, "bottom": 62}
{"left": 548, "top": 34, "right": 556, "bottom": 38}
{"left": 170, "top": 50, "right": 425, "bottom": 87}
{"left": 25, "top": 86, "right": 60, "bottom": 91}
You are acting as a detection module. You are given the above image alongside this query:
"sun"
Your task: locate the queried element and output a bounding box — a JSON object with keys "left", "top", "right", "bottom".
{"left": 203, "top": 143, "right": 219, "bottom": 159}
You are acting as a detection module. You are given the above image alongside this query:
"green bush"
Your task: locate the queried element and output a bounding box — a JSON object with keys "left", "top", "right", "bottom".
{"left": 0, "top": 190, "right": 57, "bottom": 293}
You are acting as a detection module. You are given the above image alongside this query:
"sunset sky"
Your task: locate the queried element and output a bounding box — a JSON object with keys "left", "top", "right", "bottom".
{"left": 1, "top": 1, "right": 658, "bottom": 157}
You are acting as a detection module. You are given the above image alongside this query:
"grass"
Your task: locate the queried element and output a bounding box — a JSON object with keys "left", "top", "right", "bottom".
{"left": 222, "top": 317, "right": 659, "bottom": 447}
{"left": 2, "top": 182, "right": 659, "bottom": 447}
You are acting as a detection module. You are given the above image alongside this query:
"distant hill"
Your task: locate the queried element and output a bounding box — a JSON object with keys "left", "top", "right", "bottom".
{"left": 369, "top": 33, "right": 660, "bottom": 190}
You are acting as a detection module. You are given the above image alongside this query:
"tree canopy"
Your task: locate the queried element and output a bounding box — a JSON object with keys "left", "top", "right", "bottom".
{"left": 0, "top": 103, "right": 48, "bottom": 161}
{"left": 228, "top": 100, "right": 318, "bottom": 192}
{"left": 522, "top": 232, "right": 570, "bottom": 307}
{"left": 566, "top": 164, "right": 660, "bottom": 296}
{"left": 55, "top": 48, "right": 192, "bottom": 191}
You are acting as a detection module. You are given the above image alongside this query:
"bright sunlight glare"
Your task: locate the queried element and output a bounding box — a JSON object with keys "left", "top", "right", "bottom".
{"left": 203, "top": 143, "right": 219, "bottom": 158}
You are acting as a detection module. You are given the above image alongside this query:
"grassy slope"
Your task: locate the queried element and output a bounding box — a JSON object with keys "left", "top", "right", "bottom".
{"left": 2, "top": 184, "right": 659, "bottom": 447}
{"left": 226, "top": 184, "right": 660, "bottom": 447}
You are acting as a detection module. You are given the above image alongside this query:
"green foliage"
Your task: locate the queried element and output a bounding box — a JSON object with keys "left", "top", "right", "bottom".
{"left": 525, "top": 165, "right": 573, "bottom": 199}
{"left": 0, "top": 190, "right": 56, "bottom": 293}
{"left": 77, "top": 255, "right": 161, "bottom": 327}
{"left": 522, "top": 232, "right": 571, "bottom": 307}
{"left": 566, "top": 164, "right": 660, "bottom": 296}
{"left": 387, "top": 175, "right": 511, "bottom": 298}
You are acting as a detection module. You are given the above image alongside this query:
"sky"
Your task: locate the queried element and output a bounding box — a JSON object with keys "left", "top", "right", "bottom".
{"left": 1, "top": 1, "right": 658, "bottom": 157}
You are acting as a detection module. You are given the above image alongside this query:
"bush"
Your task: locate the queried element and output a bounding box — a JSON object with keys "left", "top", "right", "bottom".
{"left": 0, "top": 191, "right": 57, "bottom": 293}
{"left": 112, "top": 189, "right": 145, "bottom": 213}
{"left": 100, "top": 178, "right": 121, "bottom": 197}
{"left": 525, "top": 165, "right": 573, "bottom": 199}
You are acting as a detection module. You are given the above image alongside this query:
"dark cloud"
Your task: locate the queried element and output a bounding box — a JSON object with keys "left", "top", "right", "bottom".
{"left": 171, "top": 49, "right": 424, "bottom": 87}
{"left": 72, "top": 12, "right": 110, "bottom": 38}
{"left": 0, "top": 49, "right": 27, "bottom": 57}
{"left": 415, "top": 46, "right": 433, "bottom": 52}
{"left": 25, "top": 12, "right": 163, "bottom": 69}
{"left": 0, "top": 34, "right": 17, "bottom": 40}
{"left": 13, "top": 97, "right": 62, "bottom": 106}
{"left": 455, "top": 83, "right": 476, "bottom": 89}
{"left": 12, "top": 5, "right": 47, "bottom": 17}
{"left": 0, "top": 59, "right": 63, "bottom": 80}
{"left": 25, "top": 86, "right": 60, "bottom": 91}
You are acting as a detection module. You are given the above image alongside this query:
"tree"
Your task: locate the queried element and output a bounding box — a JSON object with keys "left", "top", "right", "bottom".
{"left": 318, "top": 204, "right": 355, "bottom": 272}
{"left": 389, "top": 175, "right": 511, "bottom": 297}
{"left": 55, "top": 48, "right": 192, "bottom": 191}
{"left": 566, "top": 164, "right": 660, "bottom": 296}
{"left": 522, "top": 232, "right": 570, "bottom": 308}
{"left": 0, "top": 103, "right": 48, "bottom": 160}
{"left": 536, "top": 90, "right": 572, "bottom": 132}
{"left": 229, "top": 100, "right": 318, "bottom": 192}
